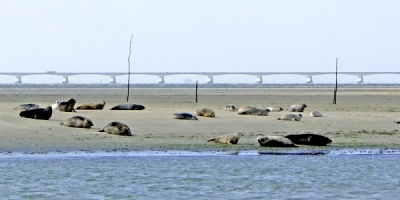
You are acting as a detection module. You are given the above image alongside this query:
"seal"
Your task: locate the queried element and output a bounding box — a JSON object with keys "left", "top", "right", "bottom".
{"left": 58, "top": 99, "right": 76, "bottom": 112}
{"left": 14, "top": 103, "right": 40, "bottom": 110}
{"left": 289, "top": 104, "right": 307, "bottom": 112}
{"left": 238, "top": 108, "right": 270, "bottom": 116}
{"left": 396, "top": 117, "right": 400, "bottom": 124}
{"left": 206, "top": 132, "right": 243, "bottom": 144}
{"left": 76, "top": 100, "right": 106, "bottom": 110}
{"left": 98, "top": 121, "right": 132, "bottom": 136}
{"left": 19, "top": 106, "right": 52, "bottom": 120}
{"left": 277, "top": 114, "right": 302, "bottom": 121}
{"left": 238, "top": 106, "right": 256, "bottom": 113}
{"left": 285, "top": 133, "right": 332, "bottom": 146}
{"left": 266, "top": 106, "right": 283, "bottom": 112}
{"left": 172, "top": 112, "right": 198, "bottom": 120}
{"left": 257, "top": 136, "right": 298, "bottom": 147}
{"left": 51, "top": 101, "right": 60, "bottom": 110}
{"left": 195, "top": 108, "right": 215, "bottom": 117}
{"left": 310, "top": 110, "right": 322, "bottom": 117}
{"left": 223, "top": 104, "right": 237, "bottom": 111}
{"left": 60, "top": 116, "right": 94, "bottom": 128}
{"left": 110, "top": 103, "right": 145, "bottom": 110}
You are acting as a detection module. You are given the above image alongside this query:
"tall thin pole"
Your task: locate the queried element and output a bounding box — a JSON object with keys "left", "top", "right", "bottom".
{"left": 127, "top": 34, "right": 133, "bottom": 102}
{"left": 333, "top": 57, "right": 338, "bottom": 104}
{"left": 195, "top": 80, "right": 198, "bottom": 103}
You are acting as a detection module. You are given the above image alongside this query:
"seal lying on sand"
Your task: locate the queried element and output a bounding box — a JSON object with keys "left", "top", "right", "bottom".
{"left": 238, "top": 108, "right": 270, "bottom": 116}
{"left": 396, "top": 117, "right": 400, "bottom": 123}
{"left": 277, "top": 114, "right": 302, "bottom": 121}
{"left": 266, "top": 106, "right": 283, "bottom": 112}
{"left": 19, "top": 106, "right": 52, "bottom": 120}
{"left": 310, "top": 110, "right": 322, "bottom": 117}
{"left": 223, "top": 104, "right": 237, "bottom": 111}
{"left": 60, "top": 116, "right": 93, "bottom": 128}
{"left": 76, "top": 100, "right": 106, "bottom": 110}
{"left": 285, "top": 134, "right": 332, "bottom": 146}
{"left": 172, "top": 112, "right": 198, "bottom": 120}
{"left": 58, "top": 99, "right": 76, "bottom": 112}
{"left": 14, "top": 104, "right": 40, "bottom": 110}
{"left": 51, "top": 101, "right": 60, "bottom": 110}
{"left": 98, "top": 121, "right": 132, "bottom": 136}
{"left": 206, "top": 132, "right": 243, "bottom": 144}
{"left": 257, "top": 136, "right": 298, "bottom": 147}
{"left": 110, "top": 104, "right": 145, "bottom": 110}
{"left": 238, "top": 106, "right": 256, "bottom": 113}
{"left": 289, "top": 104, "right": 307, "bottom": 112}
{"left": 195, "top": 108, "right": 215, "bottom": 117}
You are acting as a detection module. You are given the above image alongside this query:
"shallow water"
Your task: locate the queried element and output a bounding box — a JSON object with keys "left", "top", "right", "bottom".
{"left": 0, "top": 151, "right": 400, "bottom": 199}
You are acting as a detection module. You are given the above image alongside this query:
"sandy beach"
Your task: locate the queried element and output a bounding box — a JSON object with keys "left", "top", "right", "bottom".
{"left": 1, "top": 85, "right": 400, "bottom": 153}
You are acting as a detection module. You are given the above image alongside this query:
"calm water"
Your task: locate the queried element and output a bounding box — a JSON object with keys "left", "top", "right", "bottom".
{"left": 0, "top": 152, "right": 399, "bottom": 199}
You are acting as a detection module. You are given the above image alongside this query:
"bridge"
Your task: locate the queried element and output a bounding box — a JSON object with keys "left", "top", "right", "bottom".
{"left": 1, "top": 71, "right": 400, "bottom": 84}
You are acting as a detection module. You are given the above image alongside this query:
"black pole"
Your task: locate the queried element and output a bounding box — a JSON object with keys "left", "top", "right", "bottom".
{"left": 127, "top": 34, "right": 133, "bottom": 102}
{"left": 195, "top": 80, "right": 198, "bottom": 103}
{"left": 333, "top": 57, "right": 338, "bottom": 104}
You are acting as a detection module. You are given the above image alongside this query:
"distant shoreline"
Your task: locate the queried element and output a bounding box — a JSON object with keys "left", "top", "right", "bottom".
{"left": 1, "top": 83, "right": 399, "bottom": 89}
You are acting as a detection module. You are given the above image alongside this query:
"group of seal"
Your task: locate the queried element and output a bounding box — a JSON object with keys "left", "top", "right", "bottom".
{"left": 15, "top": 99, "right": 135, "bottom": 136}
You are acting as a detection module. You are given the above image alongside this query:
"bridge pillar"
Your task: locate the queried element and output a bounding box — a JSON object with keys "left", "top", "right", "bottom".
{"left": 357, "top": 75, "right": 363, "bottom": 84}
{"left": 207, "top": 76, "right": 214, "bottom": 83}
{"left": 15, "top": 76, "right": 22, "bottom": 84}
{"left": 110, "top": 76, "right": 116, "bottom": 84}
{"left": 307, "top": 75, "right": 313, "bottom": 83}
{"left": 62, "top": 76, "right": 69, "bottom": 84}
{"left": 256, "top": 76, "right": 263, "bottom": 84}
{"left": 158, "top": 76, "right": 165, "bottom": 84}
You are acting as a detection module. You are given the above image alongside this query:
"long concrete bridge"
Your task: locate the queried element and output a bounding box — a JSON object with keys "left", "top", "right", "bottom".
{"left": 1, "top": 71, "right": 399, "bottom": 84}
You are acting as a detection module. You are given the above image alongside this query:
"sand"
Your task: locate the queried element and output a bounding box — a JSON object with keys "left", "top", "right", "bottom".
{"left": 1, "top": 86, "right": 400, "bottom": 153}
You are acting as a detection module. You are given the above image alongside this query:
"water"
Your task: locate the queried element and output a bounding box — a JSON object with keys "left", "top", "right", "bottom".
{"left": 0, "top": 151, "right": 399, "bottom": 199}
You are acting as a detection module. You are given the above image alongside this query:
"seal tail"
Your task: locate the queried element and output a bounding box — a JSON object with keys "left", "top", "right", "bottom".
{"left": 98, "top": 129, "right": 105, "bottom": 132}
{"left": 59, "top": 122, "right": 63, "bottom": 125}
{"left": 206, "top": 138, "right": 215, "bottom": 142}
{"left": 277, "top": 118, "right": 281, "bottom": 120}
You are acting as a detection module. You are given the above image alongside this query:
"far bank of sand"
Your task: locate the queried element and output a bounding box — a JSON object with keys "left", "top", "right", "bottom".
{"left": 1, "top": 86, "right": 400, "bottom": 153}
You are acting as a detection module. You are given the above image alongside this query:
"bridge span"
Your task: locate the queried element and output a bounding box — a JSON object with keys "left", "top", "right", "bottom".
{"left": 1, "top": 71, "right": 399, "bottom": 84}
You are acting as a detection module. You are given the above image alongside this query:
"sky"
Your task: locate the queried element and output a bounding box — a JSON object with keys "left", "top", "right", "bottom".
{"left": 1, "top": 0, "right": 399, "bottom": 84}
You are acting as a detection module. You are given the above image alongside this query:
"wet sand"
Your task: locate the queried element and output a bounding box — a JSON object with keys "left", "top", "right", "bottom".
{"left": 1, "top": 86, "right": 400, "bottom": 153}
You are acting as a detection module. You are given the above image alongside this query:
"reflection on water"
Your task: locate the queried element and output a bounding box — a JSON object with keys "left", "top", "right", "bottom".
{"left": 0, "top": 150, "right": 399, "bottom": 199}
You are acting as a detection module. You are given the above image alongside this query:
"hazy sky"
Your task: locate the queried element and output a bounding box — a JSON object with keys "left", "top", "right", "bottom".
{"left": 1, "top": 0, "right": 399, "bottom": 84}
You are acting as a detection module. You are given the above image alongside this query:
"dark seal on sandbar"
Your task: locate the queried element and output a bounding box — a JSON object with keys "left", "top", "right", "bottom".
{"left": 110, "top": 104, "right": 145, "bottom": 110}
{"left": 285, "top": 133, "right": 332, "bottom": 146}
{"left": 58, "top": 99, "right": 76, "bottom": 112}
{"left": 172, "top": 112, "right": 198, "bottom": 120}
{"left": 19, "top": 106, "right": 52, "bottom": 120}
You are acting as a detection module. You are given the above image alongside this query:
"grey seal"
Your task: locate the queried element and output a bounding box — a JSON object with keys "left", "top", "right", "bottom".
{"left": 14, "top": 104, "right": 40, "bottom": 110}
{"left": 76, "top": 100, "right": 106, "bottom": 110}
{"left": 238, "top": 108, "right": 270, "bottom": 116}
{"left": 289, "top": 104, "right": 307, "bottom": 112}
{"left": 98, "top": 121, "right": 132, "bottom": 136}
{"left": 206, "top": 132, "right": 243, "bottom": 144}
{"left": 195, "top": 108, "right": 215, "bottom": 117}
{"left": 310, "top": 110, "right": 322, "bottom": 117}
{"left": 277, "top": 114, "right": 302, "bottom": 121}
{"left": 60, "top": 116, "right": 94, "bottom": 128}
{"left": 257, "top": 136, "right": 298, "bottom": 147}
{"left": 223, "top": 104, "right": 237, "bottom": 111}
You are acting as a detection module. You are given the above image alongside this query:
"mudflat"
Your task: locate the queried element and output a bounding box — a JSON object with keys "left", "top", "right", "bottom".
{"left": 1, "top": 86, "right": 400, "bottom": 152}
